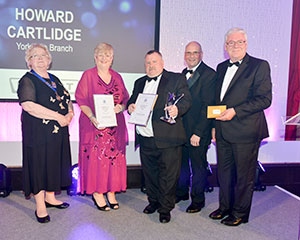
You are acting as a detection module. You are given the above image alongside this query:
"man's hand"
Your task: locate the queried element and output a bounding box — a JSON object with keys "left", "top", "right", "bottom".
{"left": 216, "top": 108, "right": 236, "bottom": 121}
{"left": 165, "top": 105, "right": 178, "bottom": 118}
{"left": 190, "top": 134, "right": 200, "bottom": 147}
{"left": 211, "top": 128, "right": 216, "bottom": 142}
{"left": 127, "top": 103, "right": 136, "bottom": 114}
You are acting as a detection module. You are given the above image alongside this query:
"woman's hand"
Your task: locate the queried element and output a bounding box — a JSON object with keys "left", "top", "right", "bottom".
{"left": 65, "top": 111, "right": 74, "bottom": 124}
{"left": 21, "top": 101, "right": 73, "bottom": 127}
{"left": 57, "top": 114, "right": 70, "bottom": 127}
{"left": 114, "top": 104, "right": 124, "bottom": 114}
{"left": 89, "top": 115, "right": 106, "bottom": 130}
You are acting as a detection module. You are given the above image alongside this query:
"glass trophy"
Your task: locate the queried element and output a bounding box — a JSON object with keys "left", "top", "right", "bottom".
{"left": 160, "top": 92, "right": 184, "bottom": 124}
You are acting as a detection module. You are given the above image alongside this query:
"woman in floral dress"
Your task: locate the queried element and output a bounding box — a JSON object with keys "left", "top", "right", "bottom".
{"left": 75, "top": 43, "right": 129, "bottom": 211}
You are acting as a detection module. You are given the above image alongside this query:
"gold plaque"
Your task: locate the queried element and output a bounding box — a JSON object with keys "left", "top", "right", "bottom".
{"left": 207, "top": 105, "right": 227, "bottom": 118}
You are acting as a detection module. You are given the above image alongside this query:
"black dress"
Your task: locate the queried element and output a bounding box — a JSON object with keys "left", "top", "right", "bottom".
{"left": 17, "top": 71, "right": 72, "bottom": 197}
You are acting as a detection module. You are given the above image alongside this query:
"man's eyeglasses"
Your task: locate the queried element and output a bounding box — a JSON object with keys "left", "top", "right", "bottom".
{"left": 226, "top": 40, "right": 246, "bottom": 47}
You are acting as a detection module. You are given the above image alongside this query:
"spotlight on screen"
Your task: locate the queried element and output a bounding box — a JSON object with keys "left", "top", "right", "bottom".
{"left": 67, "top": 164, "right": 79, "bottom": 196}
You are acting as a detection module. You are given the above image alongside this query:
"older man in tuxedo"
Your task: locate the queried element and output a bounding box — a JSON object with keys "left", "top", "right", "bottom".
{"left": 209, "top": 28, "right": 272, "bottom": 226}
{"left": 127, "top": 50, "right": 191, "bottom": 223}
{"left": 176, "top": 41, "right": 216, "bottom": 214}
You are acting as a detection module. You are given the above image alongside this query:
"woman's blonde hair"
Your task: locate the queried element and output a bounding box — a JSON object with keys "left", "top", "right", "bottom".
{"left": 94, "top": 42, "right": 114, "bottom": 58}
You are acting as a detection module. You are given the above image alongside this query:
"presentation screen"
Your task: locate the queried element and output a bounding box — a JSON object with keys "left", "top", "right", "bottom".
{"left": 0, "top": 0, "right": 158, "bottom": 100}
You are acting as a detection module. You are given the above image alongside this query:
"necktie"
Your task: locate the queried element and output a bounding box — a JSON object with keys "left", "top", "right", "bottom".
{"left": 228, "top": 61, "right": 240, "bottom": 67}
{"left": 147, "top": 76, "right": 157, "bottom": 82}
{"left": 186, "top": 69, "right": 193, "bottom": 74}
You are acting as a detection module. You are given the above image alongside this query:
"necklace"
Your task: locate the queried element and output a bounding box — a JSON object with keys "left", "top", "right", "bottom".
{"left": 30, "top": 69, "right": 61, "bottom": 101}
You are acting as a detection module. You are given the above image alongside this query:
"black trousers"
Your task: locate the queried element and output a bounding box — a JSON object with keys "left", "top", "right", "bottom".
{"left": 216, "top": 137, "right": 260, "bottom": 220}
{"left": 176, "top": 144, "right": 208, "bottom": 205}
{"left": 138, "top": 135, "right": 182, "bottom": 214}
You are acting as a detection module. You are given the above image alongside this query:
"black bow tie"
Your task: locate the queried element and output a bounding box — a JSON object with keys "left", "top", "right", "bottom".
{"left": 186, "top": 69, "right": 193, "bottom": 74}
{"left": 228, "top": 61, "right": 240, "bottom": 67}
{"left": 147, "top": 76, "right": 158, "bottom": 82}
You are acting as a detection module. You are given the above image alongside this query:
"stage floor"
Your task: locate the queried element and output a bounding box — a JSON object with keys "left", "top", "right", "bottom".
{"left": 0, "top": 186, "right": 299, "bottom": 240}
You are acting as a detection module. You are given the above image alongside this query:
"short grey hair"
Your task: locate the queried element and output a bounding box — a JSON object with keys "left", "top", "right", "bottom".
{"left": 25, "top": 43, "right": 52, "bottom": 69}
{"left": 225, "top": 27, "right": 248, "bottom": 42}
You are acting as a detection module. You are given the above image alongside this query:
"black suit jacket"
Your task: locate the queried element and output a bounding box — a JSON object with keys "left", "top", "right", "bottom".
{"left": 127, "top": 69, "right": 192, "bottom": 148}
{"left": 182, "top": 62, "right": 216, "bottom": 146}
{"left": 215, "top": 53, "right": 272, "bottom": 143}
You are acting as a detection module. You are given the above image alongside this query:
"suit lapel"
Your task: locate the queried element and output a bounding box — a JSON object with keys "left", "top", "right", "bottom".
{"left": 157, "top": 72, "right": 168, "bottom": 96}
{"left": 217, "top": 64, "right": 228, "bottom": 102}
{"left": 221, "top": 54, "right": 250, "bottom": 101}
{"left": 185, "top": 62, "right": 204, "bottom": 88}
{"left": 226, "top": 55, "right": 249, "bottom": 92}
{"left": 138, "top": 77, "right": 148, "bottom": 93}
{"left": 187, "top": 70, "right": 200, "bottom": 88}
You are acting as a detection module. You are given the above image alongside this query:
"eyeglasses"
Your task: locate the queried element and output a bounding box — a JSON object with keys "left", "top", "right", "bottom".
{"left": 185, "top": 51, "right": 201, "bottom": 56}
{"left": 97, "top": 53, "right": 113, "bottom": 58}
{"left": 226, "top": 40, "right": 246, "bottom": 47}
{"left": 30, "top": 54, "right": 48, "bottom": 59}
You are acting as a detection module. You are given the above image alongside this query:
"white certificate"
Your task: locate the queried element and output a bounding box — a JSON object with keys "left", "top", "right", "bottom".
{"left": 128, "top": 93, "right": 158, "bottom": 126}
{"left": 93, "top": 94, "right": 117, "bottom": 128}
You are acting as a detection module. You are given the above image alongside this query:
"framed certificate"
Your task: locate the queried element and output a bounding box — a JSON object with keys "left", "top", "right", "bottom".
{"left": 93, "top": 94, "right": 117, "bottom": 128}
{"left": 207, "top": 105, "right": 227, "bottom": 118}
{"left": 128, "top": 93, "right": 158, "bottom": 126}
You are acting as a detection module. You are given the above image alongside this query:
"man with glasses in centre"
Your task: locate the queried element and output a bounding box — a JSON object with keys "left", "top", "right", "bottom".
{"left": 209, "top": 27, "right": 272, "bottom": 226}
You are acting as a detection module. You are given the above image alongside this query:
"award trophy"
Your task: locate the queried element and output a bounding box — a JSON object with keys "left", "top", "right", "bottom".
{"left": 160, "top": 92, "right": 184, "bottom": 124}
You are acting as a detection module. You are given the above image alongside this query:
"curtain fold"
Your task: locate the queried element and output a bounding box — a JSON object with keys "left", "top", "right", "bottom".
{"left": 285, "top": 0, "right": 300, "bottom": 140}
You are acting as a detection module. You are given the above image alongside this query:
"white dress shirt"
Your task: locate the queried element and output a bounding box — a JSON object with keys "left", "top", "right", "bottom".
{"left": 220, "top": 61, "right": 242, "bottom": 101}
{"left": 136, "top": 75, "right": 161, "bottom": 137}
{"left": 185, "top": 61, "right": 201, "bottom": 80}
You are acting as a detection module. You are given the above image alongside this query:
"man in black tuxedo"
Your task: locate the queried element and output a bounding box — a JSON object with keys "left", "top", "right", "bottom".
{"left": 127, "top": 50, "right": 192, "bottom": 223}
{"left": 176, "top": 41, "right": 216, "bottom": 214}
{"left": 209, "top": 28, "right": 272, "bottom": 226}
